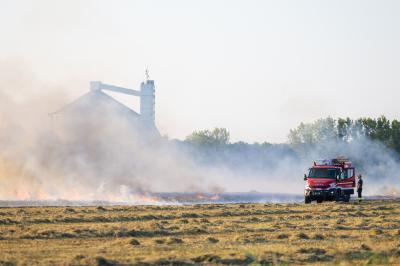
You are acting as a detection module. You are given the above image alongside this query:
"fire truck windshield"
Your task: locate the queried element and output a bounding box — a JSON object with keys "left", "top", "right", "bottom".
{"left": 308, "top": 168, "right": 339, "bottom": 179}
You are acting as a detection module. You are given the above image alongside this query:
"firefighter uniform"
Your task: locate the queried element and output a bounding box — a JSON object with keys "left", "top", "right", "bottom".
{"left": 357, "top": 176, "right": 363, "bottom": 198}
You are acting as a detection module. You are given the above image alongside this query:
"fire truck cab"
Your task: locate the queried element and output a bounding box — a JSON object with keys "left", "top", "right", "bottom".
{"left": 304, "top": 157, "right": 356, "bottom": 203}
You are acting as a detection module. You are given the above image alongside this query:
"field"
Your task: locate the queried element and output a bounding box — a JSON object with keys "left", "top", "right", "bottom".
{"left": 0, "top": 200, "right": 400, "bottom": 265}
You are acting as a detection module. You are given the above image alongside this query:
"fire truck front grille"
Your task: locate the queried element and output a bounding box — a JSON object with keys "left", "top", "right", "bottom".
{"left": 310, "top": 185, "right": 329, "bottom": 189}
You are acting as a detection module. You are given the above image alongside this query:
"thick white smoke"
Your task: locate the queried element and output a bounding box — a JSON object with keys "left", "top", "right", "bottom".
{"left": 0, "top": 67, "right": 399, "bottom": 203}
{"left": 0, "top": 92, "right": 214, "bottom": 201}
{"left": 291, "top": 137, "right": 400, "bottom": 196}
{"left": 0, "top": 68, "right": 217, "bottom": 201}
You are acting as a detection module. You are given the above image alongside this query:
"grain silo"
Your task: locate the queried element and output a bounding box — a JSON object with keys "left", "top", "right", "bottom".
{"left": 51, "top": 77, "right": 160, "bottom": 141}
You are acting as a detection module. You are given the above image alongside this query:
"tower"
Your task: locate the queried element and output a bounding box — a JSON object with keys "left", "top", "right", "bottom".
{"left": 140, "top": 79, "right": 155, "bottom": 127}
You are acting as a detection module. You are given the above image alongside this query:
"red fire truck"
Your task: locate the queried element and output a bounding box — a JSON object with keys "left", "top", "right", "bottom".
{"left": 304, "top": 157, "right": 356, "bottom": 203}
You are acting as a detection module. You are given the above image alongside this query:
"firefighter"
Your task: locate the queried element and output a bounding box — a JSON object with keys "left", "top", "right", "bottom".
{"left": 357, "top": 174, "right": 363, "bottom": 198}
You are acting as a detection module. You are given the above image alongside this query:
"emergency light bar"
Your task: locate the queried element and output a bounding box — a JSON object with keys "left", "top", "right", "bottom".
{"left": 314, "top": 159, "right": 333, "bottom": 166}
{"left": 314, "top": 157, "right": 352, "bottom": 167}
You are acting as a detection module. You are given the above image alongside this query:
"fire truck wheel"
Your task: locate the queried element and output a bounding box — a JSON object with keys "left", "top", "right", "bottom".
{"left": 344, "top": 194, "right": 350, "bottom": 202}
{"left": 304, "top": 196, "right": 311, "bottom": 204}
{"left": 335, "top": 189, "right": 341, "bottom": 202}
{"left": 316, "top": 199, "right": 323, "bottom": 203}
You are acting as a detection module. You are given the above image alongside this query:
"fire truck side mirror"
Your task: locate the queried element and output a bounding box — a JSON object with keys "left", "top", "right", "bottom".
{"left": 304, "top": 174, "right": 307, "bottom": 181}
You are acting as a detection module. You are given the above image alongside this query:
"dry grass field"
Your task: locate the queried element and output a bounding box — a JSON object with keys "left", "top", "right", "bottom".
{"left": 0, "top": 200, "right": 400, "bottom": 265}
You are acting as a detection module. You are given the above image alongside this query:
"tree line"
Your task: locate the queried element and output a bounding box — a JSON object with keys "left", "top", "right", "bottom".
{"left": 179, "top": 117, "right": 400, "bottom": 179}
{"left": 178, "top": 128, "right": 295, "bottom": 170}
{"left": 183, "top": 116, "right": 400, "bottom": 151}
{"left": 181, "top": 116, "right": 400, "bottom": 162}
{"left": 288, "top": 116, "right": 400, "bottom": 154}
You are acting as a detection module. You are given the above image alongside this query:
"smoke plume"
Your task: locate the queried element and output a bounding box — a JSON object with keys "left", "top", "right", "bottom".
{"left": 0, "top": 66, "right": 399, "bottom": 203}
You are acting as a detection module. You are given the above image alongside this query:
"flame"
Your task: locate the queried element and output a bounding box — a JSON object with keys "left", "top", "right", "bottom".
{"left": 210, "top": 193, "right": 220, "bottom": 200}
{"left": 132, "top": 192, "right": 160, "bottom": 204}
{"left": 195, "top": 193, "right": 206, "bottom": 200}
{"left": 0, "top": 156, "right": 52, "bottom": 200}
{"left": 195, "top": 192, "right": 220, "bottom": 201}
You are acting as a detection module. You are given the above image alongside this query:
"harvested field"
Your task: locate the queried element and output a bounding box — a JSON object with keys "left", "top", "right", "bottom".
{"left": 0, "top": 200, "right": 400, "bottom": 265}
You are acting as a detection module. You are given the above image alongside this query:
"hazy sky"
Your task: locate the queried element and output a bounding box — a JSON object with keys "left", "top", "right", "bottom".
{"left": 1, "top": 0, "right": 399, "bottom": 143}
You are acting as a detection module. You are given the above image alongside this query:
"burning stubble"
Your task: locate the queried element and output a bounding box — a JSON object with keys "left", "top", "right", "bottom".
{"left": 0, "top": 68, "right": 400, "bottom": 203}
{"left": 0, "top": 69, "right": 215, "bottom": 201}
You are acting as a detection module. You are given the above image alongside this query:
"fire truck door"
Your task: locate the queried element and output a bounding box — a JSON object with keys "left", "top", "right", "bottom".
{"left": 337, "top": 168, "right": 355, "bottom": 189}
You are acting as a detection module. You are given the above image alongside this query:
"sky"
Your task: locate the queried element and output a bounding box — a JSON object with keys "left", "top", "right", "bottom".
{"left": 0, "top": 0, "right": 399, "bottom": 143}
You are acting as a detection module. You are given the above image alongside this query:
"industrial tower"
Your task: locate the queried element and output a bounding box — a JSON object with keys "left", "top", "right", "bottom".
{"left": 89, "top": 77, "right": 156, "bottom": 128}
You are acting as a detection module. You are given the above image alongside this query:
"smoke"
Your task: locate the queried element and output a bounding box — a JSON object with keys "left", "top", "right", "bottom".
{"left": 0, "top": 100, "right": 205, "bottom": 201}
{"left": 1, "top": 66, "right": 399, "bottom": 203}
{"left": 0, "top": 66, "right": 226, "bottom": 202}
{"left": 177, "top": 128, "right": 400, "bottom": 198}
{"left": 290, "top": 137, "right": 400, "bottom": 196}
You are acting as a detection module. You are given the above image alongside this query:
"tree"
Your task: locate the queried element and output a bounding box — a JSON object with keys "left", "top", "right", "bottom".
{"left": 288, "top": 122, "right": 315, "bottom": 145}
{"left": 390, "top": 119, "right": 400, "bottom": 153}
{"left": 288, "top": 118, "right": 337, "bottom": 145}
{"left": 360, "top": 118, "right": 377, "bottom": 139}
{"left": 375, "top": 115, "right": 391, "bottom": 143}
{"left": 185, "top": 128, "right": 230, "bottom": 147}
{"left": 337, "top": 117, "right": 352, "bottom": 141}
{"left": 314, "top": 117, "right": 337, "bottom": 142}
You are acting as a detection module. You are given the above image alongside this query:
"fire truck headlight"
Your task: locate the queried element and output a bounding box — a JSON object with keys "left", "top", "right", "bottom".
{"left": 305, "top": 183, "right": 310, "bottom": 190}
{"left": 329, "top": 183, "right": 336, "bottom": 188}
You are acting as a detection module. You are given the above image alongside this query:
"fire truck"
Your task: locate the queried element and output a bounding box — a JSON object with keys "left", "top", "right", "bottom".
{"left": 304, "top": 157, "right": 356, "bottom": 203}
